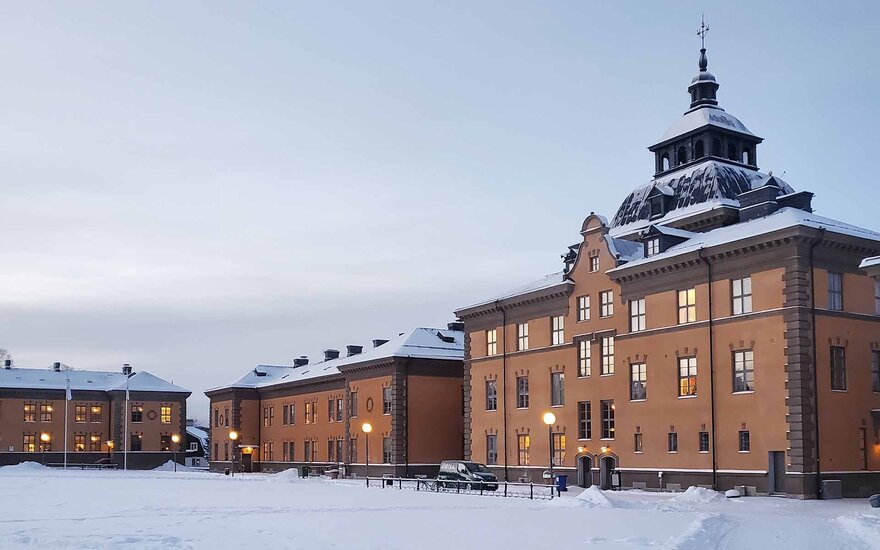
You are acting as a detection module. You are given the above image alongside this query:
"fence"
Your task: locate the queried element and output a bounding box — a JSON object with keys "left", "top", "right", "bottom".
{"left": 363, "top": 476, "right": 557, "bottom": 500}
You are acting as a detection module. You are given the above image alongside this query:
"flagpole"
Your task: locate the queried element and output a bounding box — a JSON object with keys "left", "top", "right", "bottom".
{"left": 124, "top": 372, "right": 129, "bottom": 471}
{"left": 64, "top": 375, "right": 71, "bottom": 470}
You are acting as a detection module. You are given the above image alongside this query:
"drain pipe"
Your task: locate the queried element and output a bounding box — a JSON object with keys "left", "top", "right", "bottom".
{"left": 698, "top": 248, "right": 718, "bottom": 490}
{"left": 495, "top": 300, "right": 509, "bottom": 482}
{"left": 809, "top": 229, "right": 826, "bottom": 498}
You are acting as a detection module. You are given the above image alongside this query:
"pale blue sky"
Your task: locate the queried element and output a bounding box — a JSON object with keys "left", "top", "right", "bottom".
{"left": 1, "top": 1, "right": 876, "bottom": 418}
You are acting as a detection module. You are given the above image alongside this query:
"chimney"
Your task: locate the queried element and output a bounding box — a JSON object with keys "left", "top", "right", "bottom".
{"left": 53, "top": 362, "right": 61, "bottom": 372}
{"left": 122, "top": 363, "right": 132, "bottom": 376}
{"left": 372, "top": 339, "right": 389, "bottom": 348}
{"left": 3, "top": 359, "right": 11, "bottom": 369}
{"left": 447, "top": 321, "right": 465, "bottom": 332}
{"left": 323, "top": 349, "right": 341, "bottom": 361}
{"left": 293, "top": 356, "right": 309, "bottom": 367}
{"left": 346, "top": 345, "right": 363, "bottom": 357}
{"left": 738, "top": 176, "right": 782, "bottom": 222}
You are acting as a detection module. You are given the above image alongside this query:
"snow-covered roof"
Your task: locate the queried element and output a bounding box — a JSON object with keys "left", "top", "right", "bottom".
{"left": 860, "top": 256, "right": 880, "bottom": 269}
{"left": 610, "top": 207, "right": 880, "bottom": 273}
{"left": 457, "top": 271, "right": 571, "bottom": 312}
{"left": 606, "top": 237, "right": 644, "bottom": 263}
{"left": 186, "top": 426, "right": 209, "bottom": 449}
{"left": 0, "top": 367, "right": 190, "bottom": 394}
{"left": 656, "top": 106, "right": 756, "bottom": 145}
{"left": 610, "top": 160, "right": 795, "bottom": 237}
{"left": 208, "top": 327, "right": 464, "bottom": 392}
{"left": 643, "top": 225, "right": 699, "bottom": 239}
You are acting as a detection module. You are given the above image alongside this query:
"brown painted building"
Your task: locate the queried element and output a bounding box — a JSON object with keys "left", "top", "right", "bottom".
{"left": 0, "top": 361, "right": 190, "bottom": 468}
{"left": 455, "top": 46, "right": 880, "bottom": 498}
{"left": 205, "top": 326, "right": 464, "bottom": 477}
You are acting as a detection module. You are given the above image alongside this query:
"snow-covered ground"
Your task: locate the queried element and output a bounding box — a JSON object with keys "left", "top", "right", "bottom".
{"left": 0, "top": 462, "right": 878, "bottom": 549}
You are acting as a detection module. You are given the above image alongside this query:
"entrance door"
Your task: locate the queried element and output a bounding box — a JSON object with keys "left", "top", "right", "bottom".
{"left": 241, "top": 453, "right": 253, "bottom": 473}
{"left": 600, "top": 456, "right": 616, "bottom": 490}
{"left": 769, "top": 451, "right": 785, "bottom": 494}
{"left": 577, "top": 456, "right": 593, "bottom": 488}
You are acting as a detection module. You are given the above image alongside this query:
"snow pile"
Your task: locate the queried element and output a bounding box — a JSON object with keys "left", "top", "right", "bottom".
{"left": 574, "top": 485, "right": 614, "bottom": 508}
{"left": 273, "top": 467, "right": 300, "bottom": 481}
{"left": 0, "top": 461, "right": 45, "bottom": 473}
{"left": 672, "top": 486, "right": 723, "bottom": 503}
{"left": 151, "top": 460, "right": 192, "bottom": 472}
{"left": 835, "top": 516, "right": 880, "bottom": 550}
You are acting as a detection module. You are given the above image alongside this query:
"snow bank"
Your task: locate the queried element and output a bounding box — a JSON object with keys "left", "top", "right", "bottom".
{"left": 272, "top": 467, "right": 300, "bottom": 481}
{"left": 574, "top": 486, "right": 614, "bottom": 508}
{"left": 0, "top": 461, "right": 45, "bottom": 472}
{"left": 836, "top": 516, "right": 880, "bottom": 550}
{"left": 672, "top": 486, "right": 723, "bottom": 503}
{"left": 151, "top": 460, "right": 193, "bottom": 472}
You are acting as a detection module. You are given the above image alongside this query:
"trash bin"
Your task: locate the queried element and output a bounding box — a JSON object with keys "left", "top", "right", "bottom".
{"left": 301, "top": 466, "right": 311, "bottom": 478}
{"left": 224, "top": 468, "right": 230, "bottom": 476}
{"left": 555, "top": 474, "right": 568, "bottom": 492}
{"left": 821, "top": 479, "right": 842, "bottom": 499}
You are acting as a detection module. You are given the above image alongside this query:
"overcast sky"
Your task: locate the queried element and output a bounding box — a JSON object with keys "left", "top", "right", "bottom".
{"left": 1, "top": 1, "right": 877, "bottom": 421}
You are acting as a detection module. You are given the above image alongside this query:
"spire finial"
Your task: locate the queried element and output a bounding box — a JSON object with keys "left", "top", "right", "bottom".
{"left": 697, "top": 14, "right": 710, "bottom": 72}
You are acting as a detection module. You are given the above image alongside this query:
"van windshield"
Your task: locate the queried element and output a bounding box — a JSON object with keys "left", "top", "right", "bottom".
{"left": 465, "top": 463, "right": 490, "bottom": 473}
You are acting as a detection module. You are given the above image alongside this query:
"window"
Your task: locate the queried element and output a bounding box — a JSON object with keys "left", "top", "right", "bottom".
{"left": 485, "top": 380, "right": 497, "bottom": 411}
{"left": 875, "top": 281, "right": 880, "bottom": 315}
{"left": 90, "top": 434, "right": 101, "bottom": 451}
{"left": 224, "top": 407, "right": 229, "bottom": 427}
{"left": 289, "top": 404, "right": 296, "bottom": 424}
{"left": 486, "top": 330, "right": 497, "bottom": 355}
{"left": 646, "top": 238, "right": 660, "bottom": 256}
{"left": 738, "top": 430, "right": 750, "bottom": 452}
{"left": 872, "top": 351, "right": 880, "bottom": 393}
{"left": 695, "top": 139, "right": 705, "bottom": 158}
{"left": 303, "top": 440, "right": 312, "bottom": 462}
{"left": 630, "top": 362, "right": 647, "bottom": 400}
{"left": 336, "top": 398, "right": 343, "bottom": 422}
{"left": 349, "top": 392, "right": 357, "bottom": 418}
{"left": 486, "top": 435, "right": 498, "bottom": 465}
{"left": 516, "top": 376, "right": 529, "bottom": 408}
{"left": 630, "top": 299, "right": 646, "bottom": 332}
{"left": 221, "top": 442, "right": 226, "bottom": 461}
{"left": 310, "top": 401, "right": 317, "bottom": 423}
{"left": 23, "top": 434, "right": 35, "bottom": 452}
{"left": 732, "top": 277, "right": 752, "bottom": 315}
{"left": 160, "top": 434, "right": 172, "bottom": 452}
{"left": 733, "top": 350, "right": 755, "bottom": 392}
{"left": 214, "top": 409, "right": 219, "bottom": 428}
{"left": 551, "top": 316, "right": 564, "bottom": 345}
{"left": 130, "top": 433, "right": 142, "bottom": 451}
{"left": 577, "top": 402, "right": 591, "bottom": 440}
{"left": 382, "top": 437, "right": 392, "bottom": 464}
{"left": 677, "top": 288, "right": 696, "bottom": 324}
{"left": 831, "top": 346, "right": 846, "bottom": 390}
{"left": 40, "top": 404, "right": 53, "bottom": 423}
{"left": 577, "top": 295, "right": 591, "bottom": 321}
{"left": 600, "top": 400, "right": 615, "bottom": 439}
{"left": 590, "top": 256, "right": 599, "bottom": 272}
{"left": 550, "top": 372, "right": 565, "bottom": 406}
{"left": 328, "top": 399, "right": 335, "bottom": 422}
{"left": 601, "top": 336, "right": 615, "bottom": 375}
{"left": 382, "top": 386, "right": 392, "bottom": 415}
{"left": 24, "top": 403, "right": 36, "bottom": 422}
{"left": 189, "top": 441, "right": 198, "bottom": 452}
{"left": 90, "top": 405, "right": 102, "bottom": 423}
{"left": 727, "top": 143, "right": 737, "bottom": 161}
{"left": 130, "top": 405, "right": 143, "bottom": 423}
{"left": 74, "top": 434, "right": 86, "bottom": 452}
{"left": 517, "top": 323, "right": 529, "bottom": 351}
{"left": 269, "top": 406, "right": 274, "bottom": 426}
{"left": 677, "top": 145, "right": 687, "bottom": 164}
{"left": 678, "top": 357, "right": 698, "bottom": 397}
{"left": 75, "top": 404, "right": 87, "bottom": 423}
{"left": 712, "top": 138, "right": 722, "bottom": 157}
{"left": 328, "top": 439, "right": 336, "bottom": 462}
{"left": 661, "top": 153, "right": 670, "bottom": 171}
{"left": 578, "top": 340, "right": 591, "bottom": 377}
{"left": 600, "top": 290, "right": 614, "bottom": 317}
{"left": 304, "top": 401, "right": 312, "bottom": 424}
{"left": 336, "top": 438, "right": 344, "bottom": 464}
{"left": 668, "top": 432, "right": 678, "bottom": 453}
{"left": 517, "top": 434, "right": 530, "bottom": 466}
{"left": 283, "top": 441, "right": 290, "bottom": 462}
{"left": 282, "top": 405, "right": 289, "bottom": 425}
{"left": 263, "top": 407, "right": 270, "bottom": 428}
{"left": 699, "top": 431, "right": 710, "bottom": 452}
{"left": 634, "top": 433, "right": 643, "bottom": 453}
{"left": 552, "top": 433, "right": 566, "bottom": 466}
{"left": 828, "top": 272, "right": 843, "bottom": 311}
{"left": 161, "top": 405, "right": 172, "bottom": 424}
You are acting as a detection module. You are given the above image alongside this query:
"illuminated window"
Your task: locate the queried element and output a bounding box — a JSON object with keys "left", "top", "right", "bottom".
{"left": 578, "top": 340, "right": 591, "bottom": 377}
{"left": 517, "top": 434, "right": 530, "bottom": 466}
{"left": 486, "top": 329, "right": 497, "bottom": 355}
{"left": 732, "top": 277, "right": 752, "bottom": 314}
{"left": 517, "top": 323, "right": 529, "bottom": 351}
{"left": 40, "top": 404, "right": 53, "bottom": 423}
{"left": 336, "top": 398, "right": 343, "bottom": 422}
{"left": 601, "top": 336, "right": 615, "bottom": 375}
{"left": 552, "top": 433, "right": 566, "bottom": 466}
{"left": 75, "top": 404, "right": 87, "bottom": 423}
{"left": 73, "top": 434, "right": 86, "bottom": 452}
{"left": 24, "top": 403, "right": 36, "bottom": 423}
{"left": 600, "top": 400, "right": 615, "bottom": 439}
{"left": 677, "top": 288, "right": 696, "bottom": 324}
{"left": 382, "top": 387, "right": 392, "bottom": 415}
{"left": 160, "top": 406, "right": 172, "bottom": 424}
{"left": 23, "top": 434, "right": 36, "bottom": 452}
{"left": 130, "top": 405, "right": 143, "bottom": 423}
{"left": 630, "top": 362, "right": 647, "bottom": 400}
{"left": 90, "top": 405, "right": 102, "bottom": 423}
{"left": 733, "top": 350, "right": 755, "bottom": 392}
{"left": 600, "top": 290, "right": 614, "bottom": 317}
{"left": 289, "top": 404, "right": 296, "bottom": 424}
{"left": 577, "top": 295, "right": 591, "bottom": 321}
{"left": 89, "top": 434, "right": 101, "bottom": 451}
{"left": 304, "top": 402, "right": 312, "bottom": 424}
{"left": 328, "top": 399, "right": 335, "bottom": 422}
{"left": 629, "top": 299, "right": 646, "bottom": 332}
{"left": 678, "top": 357, "right": 698, "bottom": 397}
{"left": 551, "top": 316, "right": 564, "bottom": 345}
{"left": 310, "top": 401, "right": 317, "bottom": 423}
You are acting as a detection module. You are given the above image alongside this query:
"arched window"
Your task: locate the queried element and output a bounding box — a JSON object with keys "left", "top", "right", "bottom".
{"left": 742, "top": 149, "right": 751, "bottom": 165}
{"left": 661, "top": 153, "right": 670, "bottom": 171}
{"left": 727, "top": 143, "right": 738, "bottom": 160}
{"left": 712, "top": 138, "right": 722, "bottom": 157}
{"left": 694, "top": 140, "right": 705, "bottom": 159}
{"left": 677, "top": 146, "right": 687, "bottom": 165}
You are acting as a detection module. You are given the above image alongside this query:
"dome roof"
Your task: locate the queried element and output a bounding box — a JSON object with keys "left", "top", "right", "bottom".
{"left": 691, "top": 71, "right": 717, "bottom": 84}
{"left": 656, "top": 105, "right": 756, "bottom": 145}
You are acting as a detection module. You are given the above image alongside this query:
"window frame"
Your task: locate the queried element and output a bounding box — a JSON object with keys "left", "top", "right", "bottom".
{"left": 578, "top": 340, "right": 591, "bottom": 377}
{"left": 698, "top": 431, "right": 710, "bottom": 453}
{"left": 732, "top": 350, "right": 755, "bottom": 393}
{"left": 629, "top": 298, "right": 646, "bottom": 332}
{"left": 577, "top": 401, "right": 591, "bottom": 440}
{"left": 517, "top": 323, "right": 529, "bottom": 351}
{"left": 485, "top": 379, "right": 498, "bottom": 411}
{"left": 600, "top": 399, "right": 615, "bottom": 440}
{"left": 486, "top": 434, "right": 498, "bottom": 465}
{"left": 830, "top": 346, "right": 846, "bottom": 391}
{"left": 517, "top": 434, "right": 530, "bottom": 466}
{"left": 678, "top": 356, "right": 698, "bottom": 397}
{"left": 589, "top": 256, "right": 599, "bottom": 273}
{"left": 74, "top": 404, "right": 87, "bottom": 423}
{"left": 577, "top": 295, "right": 591, "bottom": 322}
{"left": 738, "top": 430, "right": 750, "bottom": 452}
{"left": 600, "top": 290, "right": 614, "bottom": 318}
{"left": 550, "top": 372, "right": 565, "bottom": 406}
{"left": 646, "top": 238, "right": 660, "bottom": 256}
{"left": 551, "top": 316, "right": 564, "bottom": 345}
{"left": 516, "top": 376, "right": 529, "bottom": 409}
{"left": 731, "top": 276, "right": 753, "bottom": 315}
{"left": 827, "top": 272, "right": 843, "bottom": 311}
{"left": 872, "top": 350, "right": 880, "bottom": 393}
{"left": 630, "top": 362, "right": 647, "bottom": 401}
{"left": 160, "top": 405, "right": 172, "bottom": 424}
{"left": 551, "top": 433, "right": 566, "bottom": 466}
{"left": 633, "top": 432, "right": 643, "bottom": 453}
{"left": 486, "top": 329, "right": 497, "bottom": 356}
{"left": 667, "top": 432, "right": 678, "bottom": 453}
{"left": 382, "top": 386, "right": 393, "bottom": 415}
{"left": 677, "top": 288, "right": 696, "bottom": 324}
{"left": 600, "top": 336, "right": 615, "bottom": 376}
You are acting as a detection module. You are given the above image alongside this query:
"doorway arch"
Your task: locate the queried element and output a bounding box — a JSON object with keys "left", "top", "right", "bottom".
{"left": 600, "top": 455, "right": 617, "bottom": 490}
{"left": 577, "top": 455, "right": 593, "bottom": 487}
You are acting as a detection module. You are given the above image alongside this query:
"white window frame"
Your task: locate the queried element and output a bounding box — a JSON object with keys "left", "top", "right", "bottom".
{"left": 589, "top": 256, "right": 599, "bottom": 273}
{"left": 577, "top": 295, "right": 591, "bottom": 321}
{"left": 551, "top": 316, "right": 564, "bottom": 345}
{"left": 732, "top": 350, "right": 755, "bottom": 393}
{"left": 646, "top": 238, "right": 660, "bottom": 256}
{"left": 486, "top": 329, "right": 497, "bottom": 356}
{"left": 600, "top": 290, "right": 614, "bottom": 317}
{"left": 517, "top": 323, "right": 529, "bottom": 351}
{"left": 550, "top": 372, "right": 565, "bottom": 406}
{"left": 630, "top": 362, "right": 647, "bottom": 400}
{"left": 828, "top": 272, "right": 843, "bottom": 311}
{"left": 732, "top": 277, "right": 753, "bottom": 315}
{"left": 601, "top": 336, "right": 615, "bottom": 375}
{"left": 629, "top": 298, "right": 646, "bottom": 332}
{"left": 677, "top": 288, "right": 696, "bottom": 324}
{"left": 578, "top": 340, "right": 591, "bottom": 377}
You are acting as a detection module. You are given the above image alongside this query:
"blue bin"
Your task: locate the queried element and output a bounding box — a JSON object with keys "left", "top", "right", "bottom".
{"left": 555, "top": 474, "right": 568, "bottom": 492}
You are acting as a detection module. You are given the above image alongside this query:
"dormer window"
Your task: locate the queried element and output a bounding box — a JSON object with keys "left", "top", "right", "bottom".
{"left": 646, "top": 238, "right": 660, "bottom": 256}
{"left": 649, "top": 196, "right": 664, "bottom": 219}
{"left": 661, "top": 153, "right": 670, "bottom": 171}
{"left": 712, "top": 138, "right": 722, "bottom": 156}
{"left": 677, "top": 146, "right": 687, "bottom": 165}
{"left": 742, "top": 148, "right": 751, "bottom": 165}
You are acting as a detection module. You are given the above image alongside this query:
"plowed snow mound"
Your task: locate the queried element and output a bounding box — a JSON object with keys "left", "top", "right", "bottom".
{"left": 575, "top": 485, "right": 614, "bottom": 508}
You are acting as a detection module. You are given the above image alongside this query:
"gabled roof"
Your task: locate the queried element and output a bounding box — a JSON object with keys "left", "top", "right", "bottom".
{"left": 456, "top": 271, "right": 571, "bottom": 312}
{"left": 0, "top": 367, "right": 189, "bottom": 394}
{"left": 641, "top": 225, "right": 699, "bottom": 240}
{"left": 207, "top": 327, "right": 464, "bottom": 392}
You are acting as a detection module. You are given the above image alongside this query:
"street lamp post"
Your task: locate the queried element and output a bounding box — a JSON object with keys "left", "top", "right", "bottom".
{"left": 361, "top": 422, "right": 372, "bottom": 484}
{"left": 40, "top": 432, "right": 51, "bottom": 466}
{"left": 229, "top": 431, "right": 239, "bottom": 477}
{"left": 171, "top": 434, "right": 181, "bottom": 473}
{"left": 106, "top": 440, "right": 114, "bottom": 464}
{"left": 543, "top": 412, "right": 556, "bottom": 491}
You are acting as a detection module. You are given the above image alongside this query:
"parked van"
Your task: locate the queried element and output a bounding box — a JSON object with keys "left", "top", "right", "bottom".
{"left": 438, "top": 460, "right": 499, "bottom": 490}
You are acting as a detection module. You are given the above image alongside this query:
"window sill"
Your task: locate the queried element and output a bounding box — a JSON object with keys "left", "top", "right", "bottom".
{"left": 732, "top": 391, "right": 755, "bottom": 395}
{"left": 634, "top": 451, "right": 644, "bottom": 454}
{"left": 830, "top": 389, "right": 847, "bottom": 393}
{"left": 698, "top": 451, "right": 709, "bottom": 454}
{"left": 600, "top": 373, "right": 615, "bottom": 377}
{"left": 677, "top": 395, "right": 698, "bottom": 399}
{"left": 667, "top": 451, "right": 678, "bottom": 454}
{"left": 485, "top": 409, "right": 498, "bottom": 413}
{"left": 576, "top": 319, "right": 591, "bottom": 323}
{"left": 577, "top": 375, "right": 591, "bottom": 379}
{"left": 578, "top": 438, "right": 592, "bottom": 442}
{"left": 738, "top": 451, "right": 750, "bottom": 454}
{"left": 630, "top": 399, "right": 646, "bottom": 403}
{"left": 551, "top": 404, "right": 565, "bottom": 408}
{"left": 599, "top": 438, "right": 615, "bottom": 441}
{"left": 515, "top": 407, "right": 529, "bottom": 410}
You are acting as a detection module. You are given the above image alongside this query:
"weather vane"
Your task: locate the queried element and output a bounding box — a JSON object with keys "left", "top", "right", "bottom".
{"left": 697, "top": 14, "right": 710, "bottom": 50}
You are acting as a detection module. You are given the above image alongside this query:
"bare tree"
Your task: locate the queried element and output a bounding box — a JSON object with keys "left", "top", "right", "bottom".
{"left": 0, "top": 348, "right": 11, "bottom": 365}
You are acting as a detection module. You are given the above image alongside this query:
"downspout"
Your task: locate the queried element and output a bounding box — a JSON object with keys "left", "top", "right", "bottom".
{"left": 698, "top": 248, "right": 718, "bottom": 490}
{"left": 496, "top": 300, "right": 509, "bottom": 482}
{"left": 404, "top": 357, "right": 410, "bottom": 477}
{"left": 809, "top": 229, "right": 826, "bottom": 498}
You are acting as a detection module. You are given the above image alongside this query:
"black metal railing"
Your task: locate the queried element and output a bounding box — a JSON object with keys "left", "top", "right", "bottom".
{"left": 362, "top": 476, "right": 556, "bottom": 500}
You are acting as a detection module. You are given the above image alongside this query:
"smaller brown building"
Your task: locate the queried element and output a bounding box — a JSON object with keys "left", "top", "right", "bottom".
{"left": 205, "top": 325, "right": 464, "bottom": 477}
{"left": 0, "top": 361, "right": 190, "bottom": 469}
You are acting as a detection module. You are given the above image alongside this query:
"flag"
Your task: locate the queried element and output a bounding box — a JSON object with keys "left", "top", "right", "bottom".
{"left": 66, "top": 377, "right": 72, "bottom": 401}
